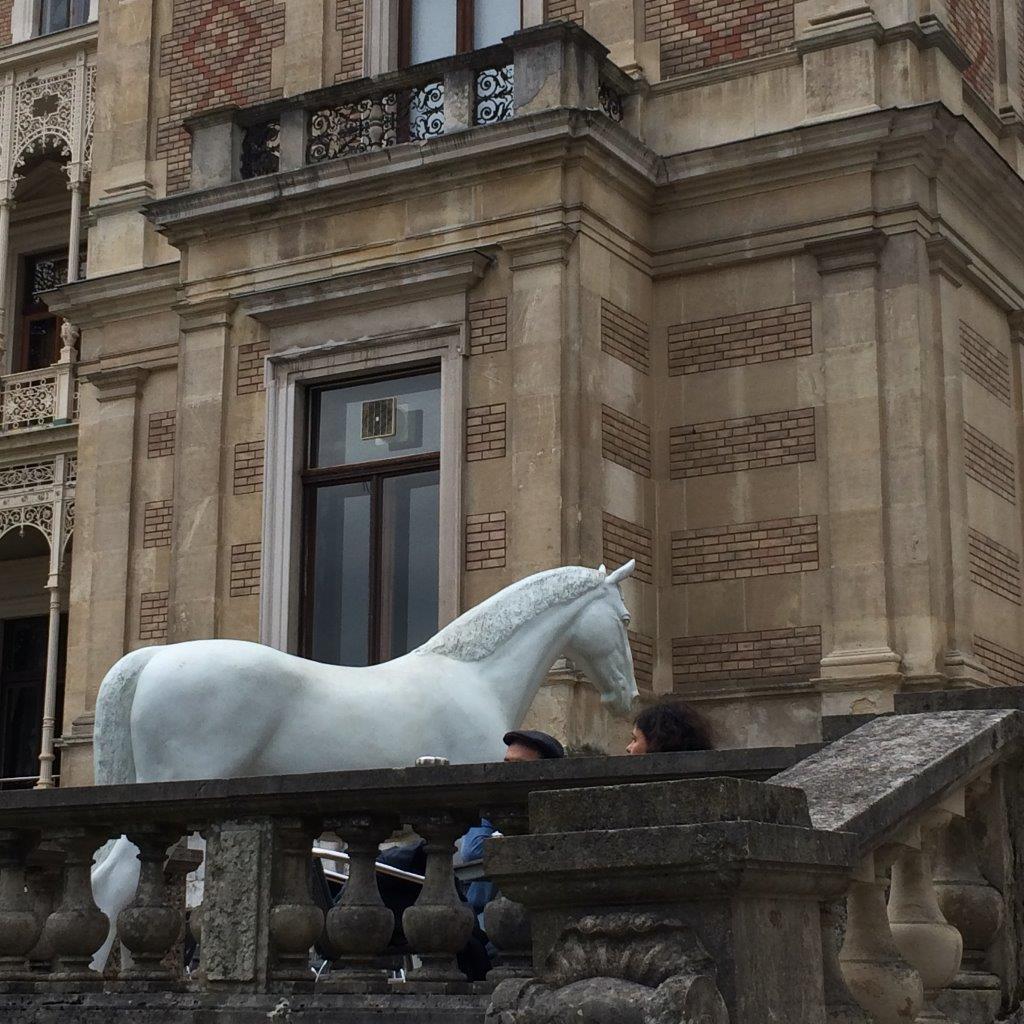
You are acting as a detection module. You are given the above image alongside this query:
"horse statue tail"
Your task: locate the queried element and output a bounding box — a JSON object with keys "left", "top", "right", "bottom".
{"left": 94, "top": 647, "right": 159, "bottom": 788}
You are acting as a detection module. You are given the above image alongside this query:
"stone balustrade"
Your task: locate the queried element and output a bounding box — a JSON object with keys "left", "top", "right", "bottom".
{"left": 184, "top": 22, "right": 635, "bottom": 194}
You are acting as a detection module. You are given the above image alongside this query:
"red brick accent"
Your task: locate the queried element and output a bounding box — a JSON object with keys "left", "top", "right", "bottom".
{"left": 230, "top": 541, "right": 261, "bottom": 597}
{"left": 672, "top": 625, "right": 821, "bottom": 689}
{"left": 602, "top": 512, "right": 653, "bottom": 584}
{"left": 964, "top": 422, "right": 1016, "bottom": 504}
{"left": 948, "top": 0, "right": 995, "bottom": 104}
{"left": 545, "top": 0, "right": 583, "bottom": 22}
{"left": 147, "top": 411, "right": 176, "bottom": 458}
{"left": 645, "top": 0, "right": 796, "bottom": 79}
{"left": 969, "top": 529, "right": 1021, "bottom": 604}
{"left": 629, "top": 630, "right": 655, "bottom": 691}
{"left": 601, "top": 405, "right": 652, "bottom": 477}
{"left": 601, "top": 299, "right": 650, "bottom": 374}
{"left": 670, "top": 407, "right": 815, "bottom": 479}
{"left": 974, "top": 634, "right": 1024, "bottom": 686}
{"left": 671, "top": 516, "right": 818, "bottom": 585}
{"left": 0, "top": 0, "right": 14, "bottom": 47}
{"left": 139, "top": 591, "right": 169, "bottom": 643}
{"left": 466, "top": 511, "right": 506, "bottom": 570}
{"left": 143, "top": 499, "right": 173, "bottom": 549}
{"left": 157, "top": 0, "right": 287, "bottom": 194}
{"left": 237, "top": 340, "right": 269, "bottom": 395}
{"left": 233, "top": 440, "right": 265, "bottom": 494}
{"left": 335, "top": 0, "right": 364, "bottom": 81}
{"left": 668, "top": 303, "right": 812, "bottom": 376}
{"left": 466, "top": 404, "right": 507, "bottom": 462}
{"left": 960, "top": 322, "right": 1010, "bottom": 405}
{"left": 469, "top": 298, "right": 508, "bottom": 355}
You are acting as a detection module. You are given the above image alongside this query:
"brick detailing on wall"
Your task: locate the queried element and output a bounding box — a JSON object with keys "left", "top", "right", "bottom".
{"left": 671, "top": 516, "right": 818, "bottom": 585}
{"left": 230, "top": 541, "right": 262, "bottom": 597}
{"left": 545, "top": 0, "right": 584, "bottom": 23}
{"left": 147, "top": 411, "right": 176, "bottom": 458}
{"left": 139, "top": 591, "right": 169, "bottom": 643}
{"left": 237, "top": 340, "right": 269, "bottom": 395}
{"left": 960, "top": 322, "right": 1011, "bottom": 405}
{"left": 645, "top": 0, "right": 796, "bottom": 79}
{"left": 468, "top": 298, "right": 508, "bottom": 355}
{"left": 667, "top": 303, "right": 812, "bottom": 376}
{"left": 974, "top": 635, "right": 1024, "bottom": 686}
{"left": 670, "top": 407, "right": 815, "bottom": 479}
{"left": 157, "top": 0, "right": 287, "bottom": 194}
{"left": 335, "top": 0, "right": 364, "bottom": 80}
{"left": 465, "top": 404, "right": 507, "bottom": 462}
{"left": 601, "top": 405, "right": 652, "bottom": 477}
{"left": 0, "top": 0, "right": 14, "bottom": 47}
{"left": 233, "top": 440, "right": 265, "bottom": 494}
{"left": 629, "top": 630, "right": 654, "bottom": 691}
{"left": 948, "top": 0, "right": 995, "bottom": 103}
{"left": 672, "top": 625, "right": 822, "bottom": 689}
{"left": 963, "top": 422, "right": 1016, "bottom": 504}
{"left": 602, "top": 512, "right": 653, "bottom": 584}
{"left": 143, "top": 499, "right": 173, "bottom": 549}
{"left": 601, "top": 299, "right": 650, "bottom": 374}
{"left": 969, "top": 529, "right": 1022, "bottom": 605}
{"left": 465, "top": 511, "right": 506, "bottom": 571}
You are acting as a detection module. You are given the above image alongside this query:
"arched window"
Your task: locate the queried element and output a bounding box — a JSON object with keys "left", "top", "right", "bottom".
{"left": 399, "top": 0, "right": 521, "bottom": 67}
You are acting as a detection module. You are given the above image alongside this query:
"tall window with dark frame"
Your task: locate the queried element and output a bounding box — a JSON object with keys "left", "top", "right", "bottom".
{"left": 302, "top": 370, "right": 442, "bottom": 667}
{"left": 16, "top": 248, "right": 85, "bottom": 373}
{"left": 399, "top": 0, "right": 521, "bottom": 66}
{"left": 37, "top": 0, "right": 90, "bottom": 36}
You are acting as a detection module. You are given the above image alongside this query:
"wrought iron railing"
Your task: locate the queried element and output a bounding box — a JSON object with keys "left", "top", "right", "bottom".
{"left": 0, "top": 360, "right": 77, "bottom": 433}
{"left": 193, "top": 23, "right": 635, "bottom": 188}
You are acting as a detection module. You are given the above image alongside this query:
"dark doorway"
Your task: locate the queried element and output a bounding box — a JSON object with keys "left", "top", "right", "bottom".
{"left": 0, "top": 615, "right": 66, "bottom": 788}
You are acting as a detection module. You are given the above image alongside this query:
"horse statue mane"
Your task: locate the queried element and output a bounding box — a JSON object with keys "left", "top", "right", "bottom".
{"left": 417, "top": 565, "right": 607, "bottom": 662}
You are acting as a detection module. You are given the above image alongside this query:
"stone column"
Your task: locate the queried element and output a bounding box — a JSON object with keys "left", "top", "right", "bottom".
{"left": 61, "top": 367, "right": 147, "bottom": 785}
{"left": 808, "top": 231, "right": 903, "bottom": 714}
{"left": 486, "top": 778, "right": 854, "bottom": 1024}
{"left": 168, "top": 300, "right": 235, "bottom": 642}
{"left": 65, "top": 179, "right": 83, "bottom": 283}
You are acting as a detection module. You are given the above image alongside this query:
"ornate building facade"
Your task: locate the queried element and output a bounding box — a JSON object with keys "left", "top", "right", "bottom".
{"left": 0, "top": 0, "right": 1022, "bottom": 788}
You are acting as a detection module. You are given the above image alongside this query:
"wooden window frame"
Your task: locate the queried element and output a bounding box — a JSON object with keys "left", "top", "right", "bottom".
{"left": 299, "top": 367, "right": 441, "bottom": 665}
{"left": 398, "top": 0, "right": 523, "bottom": 68}
{"left": 37, "top": 0, "right": 90, "bottom": 36}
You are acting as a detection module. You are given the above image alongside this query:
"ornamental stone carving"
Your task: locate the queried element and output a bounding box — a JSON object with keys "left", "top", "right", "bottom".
{"left": 486, "top": 913, "right": 730, "bottom": 1024}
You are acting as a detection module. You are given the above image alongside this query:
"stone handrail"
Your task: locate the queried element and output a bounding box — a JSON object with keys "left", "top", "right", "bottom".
{"left": 185, "top": 21, "right": 635, "bottom": 192}
{"left": 0, "top": 359, "right": 77, "bottom": 432}
{"left": 0, "top": 746, "right": 802, "bottom": 1022}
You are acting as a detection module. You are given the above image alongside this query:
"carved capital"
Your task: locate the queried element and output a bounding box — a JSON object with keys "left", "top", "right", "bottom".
{"left": 79, "top": 366, "right": 148, "bottom": 403}
{"left": 1008, "top": 311, "right": 1024, "bottom": 346}
{"left": 506, "top": 225, "right": 578, "bottom": 271}
{"left": 925, "top": 235, "right": 971, "bottom": 287}
{"left": 808, "top": 229, "right": 887, "bottom": 274}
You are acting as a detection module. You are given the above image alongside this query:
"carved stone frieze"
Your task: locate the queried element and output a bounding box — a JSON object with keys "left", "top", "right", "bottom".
{"left": 486, "top": 913, "right": 730, "bottom": 1024}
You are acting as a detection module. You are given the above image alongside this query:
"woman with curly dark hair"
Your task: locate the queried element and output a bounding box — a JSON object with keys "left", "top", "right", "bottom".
{"left": 627, "top": 700, "right": 713, "bottom": 754}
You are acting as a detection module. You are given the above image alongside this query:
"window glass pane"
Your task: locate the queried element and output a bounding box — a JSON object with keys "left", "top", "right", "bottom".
{"left": 313, "top": 371, "right": 441, "bottom": 468}
{"left": 39, "top": 0, "right": 71, "bottom": 34}
{"left": 309, "top": 481, "right": 372, "bottom": 666}
{"left": 473, "top": 0, "right": 520, "bottom": 48}
{"left": 409, "top": 0, "right": 457, "bottom": 63}
{"left": 381, "top": 470, "right": 440, "bottom": 658}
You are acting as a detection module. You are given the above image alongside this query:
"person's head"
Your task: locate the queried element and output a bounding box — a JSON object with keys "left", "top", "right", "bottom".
{"left": 502, "top": 729, "right": 566, "bottom": 763}
{"left": 627, "top": 701, "right": 712, "bottom": 754}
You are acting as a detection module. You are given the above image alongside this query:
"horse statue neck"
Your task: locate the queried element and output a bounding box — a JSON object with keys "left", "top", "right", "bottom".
{"left": 419, "top": 566, "right": 605, "bottom": 730}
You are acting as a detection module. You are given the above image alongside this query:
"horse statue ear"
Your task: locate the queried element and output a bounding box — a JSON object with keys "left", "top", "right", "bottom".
{"left": 606, "top": 560, "right": 635, "bottom": 584}
{"left": 598, "top": 563, "right": 607, "bottom": 575}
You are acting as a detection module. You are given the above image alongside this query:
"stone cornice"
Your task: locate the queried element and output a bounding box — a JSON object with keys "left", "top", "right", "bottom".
{"left": 41, "top": 262, "right": 181, "bottom": 330}
{"left": 232, "top": 250, "right": 492, "bottom": 325}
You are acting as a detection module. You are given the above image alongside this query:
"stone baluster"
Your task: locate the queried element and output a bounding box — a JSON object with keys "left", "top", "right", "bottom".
{"left": 0, "top": 829, "right": 42, "bottom": 991}
{"left": 401, "top": 812, "right": 476, "bottom": 986}
{"left": 930, "top": 809, "right": 1004, "bottom": 1021}
{"left": 115, "top": 827, "right": 184, "bottom": 988}
{"left": 887, "top": 820, "right": 963, "bottom": 1023}
{"left": 268, "top": 818, "right": 323, "bottom": 990}
{"left": 821, "top": 899, "right": 872, "bottom": 1023}
{"left": 839, "top": 852, "right": 925, "bottom": 1024}
{"left": 25, "top": 846, "right": 63, "bottom": 976}
{"left": 481, "top": 806, "right": 532, "bottom": 981}
{"left": 320, "top": 813, "right": 398, "bottom": 993}
{"left": 45, "top": 829, "right": 110, "bottom": 989}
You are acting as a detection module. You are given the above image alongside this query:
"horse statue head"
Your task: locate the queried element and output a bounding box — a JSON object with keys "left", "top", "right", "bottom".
{"left": 561, "top": 560, "right": 639, "bottom": 715}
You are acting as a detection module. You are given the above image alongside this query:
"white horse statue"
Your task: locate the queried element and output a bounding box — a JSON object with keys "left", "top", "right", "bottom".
{"left": 89, "top": 560, "right": 638, "bottom": 969}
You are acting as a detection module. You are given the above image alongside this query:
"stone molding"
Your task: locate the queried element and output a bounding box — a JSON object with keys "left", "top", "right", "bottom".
{"left": 42, "top": 262, "right": 181, "bottom": 331}
{"left": 174, "top": 296, "right": 237, "bottom": 333}
{"left": 807, "top": 229, "right": 888, "bottom": 274}
{"left": 78, "top": 366, "right": 149, "bottom": 403}
{"left": 1009, "top": 311, "right": 1024, "bottom": 345}
{"left": 505, "top": 225, "right": 578, "bottom": 270}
